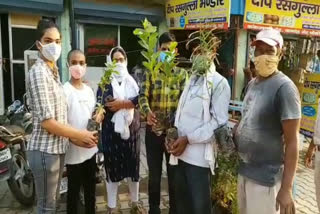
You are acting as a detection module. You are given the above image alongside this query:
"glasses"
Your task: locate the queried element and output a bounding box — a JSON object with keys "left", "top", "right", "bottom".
{"left": 113, "top": 58, "right": 126, "bottom": 63}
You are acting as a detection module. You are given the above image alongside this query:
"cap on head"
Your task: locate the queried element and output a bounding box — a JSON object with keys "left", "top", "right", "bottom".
{"left": 252, "top": 28, "right": 283, "bottom": 49}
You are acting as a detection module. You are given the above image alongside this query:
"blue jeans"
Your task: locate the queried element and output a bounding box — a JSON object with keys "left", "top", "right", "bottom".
{"left": 27, "top": 151, "right": 65, "bottom": 214}
{"left": 175, "top": 160, "right": 212, "bottom": 214}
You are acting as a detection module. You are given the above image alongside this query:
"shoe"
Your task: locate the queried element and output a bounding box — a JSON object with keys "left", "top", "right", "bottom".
{"left": 130, "top": 201, "right": 147, "bottom": 214}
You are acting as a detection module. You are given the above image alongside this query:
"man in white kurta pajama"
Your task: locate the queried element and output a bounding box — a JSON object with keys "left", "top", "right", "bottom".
{"left": 170, "top": 63, "right": 231, "bottom": 214}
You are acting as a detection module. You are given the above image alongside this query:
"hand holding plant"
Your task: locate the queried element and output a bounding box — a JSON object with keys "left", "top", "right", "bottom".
{"left": 169, "top": 136, "right": 188, "bottom": 156}
{"left": 106, "top": 99, "right": 124, "bottom": 112}
{"left": 134, "top": 19, "right": 185, "bottom": 134}
{"left": 95, "top": 61, "right": 118, "bottom": 116}
{"left": 146, "top": 111, "right": 157, "bottom": 126}
{"left": 87, "top": 61, "right": 118, "bottom": 132}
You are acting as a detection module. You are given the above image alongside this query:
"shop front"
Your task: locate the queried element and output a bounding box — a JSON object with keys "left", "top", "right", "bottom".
{"left": 165, "top": 0, "right": 235, "bottom": 91}
{"left": 72, "top": 0, "right": 164, "bottom": 92}
{"left": 244, "top": 0, "right": 320, "bottom": 81}
{"left": 0, "top": 0, "right": 64, "bottom": 114}
{"left": 243, "top": 0, "right": 320, "bottom": 137}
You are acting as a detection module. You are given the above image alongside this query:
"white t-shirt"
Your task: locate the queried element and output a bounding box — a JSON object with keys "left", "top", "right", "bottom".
{"left": 63, "top": 82, "right": 98, "bottom": 165}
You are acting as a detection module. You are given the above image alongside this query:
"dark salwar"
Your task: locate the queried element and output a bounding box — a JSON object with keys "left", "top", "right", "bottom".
{"left": 97, "top": 84, "right": 140, "bottom": 182}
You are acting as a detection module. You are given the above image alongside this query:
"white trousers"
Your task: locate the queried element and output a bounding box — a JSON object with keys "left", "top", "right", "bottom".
{"left": 237, "top": 174, "right": 281, "bottom": 214}
{"left": 106, "top": 180, "right": 139, "bottom": 208}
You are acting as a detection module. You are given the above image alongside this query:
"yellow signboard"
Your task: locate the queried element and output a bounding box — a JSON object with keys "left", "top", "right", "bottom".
{"left": 165, "top": 0, "right": 231, "bottom": 30}
{"left": 244, "top": 0, "right": 320, "bottom": 37}
{"left": 300, "top": 74, "right": 320, "bottom": 137}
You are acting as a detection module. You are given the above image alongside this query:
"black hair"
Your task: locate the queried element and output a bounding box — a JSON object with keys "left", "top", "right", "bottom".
{"left": 159, "top": 32, "right": 176, "bottom": 47}
{"left": 67, "top": 49, "right": 85, "bottom": 63}
{"left": 110, "top": 47, "right": 127, "bottom": 60}
{"left": 36, "top": 19, "right": 60, "bottom": 41}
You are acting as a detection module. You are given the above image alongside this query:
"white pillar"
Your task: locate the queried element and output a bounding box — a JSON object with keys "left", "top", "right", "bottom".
{"left": 233, "top": 29, "right": 248, "bottom": 100}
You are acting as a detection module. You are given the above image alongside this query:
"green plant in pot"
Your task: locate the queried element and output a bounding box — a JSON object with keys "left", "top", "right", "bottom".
{"left": 165, "top": 126, "right": 178, "bottom": 151}
{"left": 88, "top": 61, "right": 118, "bottom": 131}
{"left": 134, "top": 19, "right": 184, "bottom": 140}
{"left": 212, "top": 152, "right": 239, "bottom": 214}
{"left": 186, "top": 28, "right": 221, "bottom": 77}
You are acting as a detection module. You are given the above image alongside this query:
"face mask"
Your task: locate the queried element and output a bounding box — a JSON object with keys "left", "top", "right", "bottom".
{"left": 114, "top": 62, "right": 129, "bottom": 82}
{"left": 160, "top": 52, "right": 168, "bottom": 62}
{"left": 69, "top": 64, "right": 86, "bottom": 79}
{"left": 39, "top": 42, "right": 61, "bottom": 62}
{"left": 254, "top": 55, "right": 279, "bottom": 77}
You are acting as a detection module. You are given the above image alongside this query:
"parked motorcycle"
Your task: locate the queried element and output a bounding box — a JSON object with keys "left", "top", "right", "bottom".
{"left": 0, "top": 98, "right": 35, "bottom": 206}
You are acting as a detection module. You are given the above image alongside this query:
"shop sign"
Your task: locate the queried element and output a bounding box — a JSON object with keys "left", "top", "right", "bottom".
{"left": 244, "top": 0, "right": 320, "bottom": 37}
{"left": 87, "top": 38, "right": 116, "bottom": 55}
{"left": 300, "top": 74, "right": 320, "bottom": 137}
{"left": 165, "top": 0, "right": 231, "bottom": 30}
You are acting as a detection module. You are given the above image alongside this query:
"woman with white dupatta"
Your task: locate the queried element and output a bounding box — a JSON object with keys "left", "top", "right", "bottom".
{"left": 95, "top": 47, "right": 146, "bottom": 214}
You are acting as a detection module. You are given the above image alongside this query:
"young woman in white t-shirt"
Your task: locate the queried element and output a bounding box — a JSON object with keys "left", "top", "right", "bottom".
{"left": 63, "top": 50, "right": 98, "bottom": 214}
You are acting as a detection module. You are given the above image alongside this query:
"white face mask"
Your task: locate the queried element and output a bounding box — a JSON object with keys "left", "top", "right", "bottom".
{"left": 39, "top": 42, "right": 62, "bottom": 62}
{"left": 113, "top": 62, "right": 129, "bottom": 82}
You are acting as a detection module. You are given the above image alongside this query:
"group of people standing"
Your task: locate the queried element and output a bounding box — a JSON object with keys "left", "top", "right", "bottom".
{"left": 27, "top": 19, "right": 143, "bottom": 214}
{"left": 26, "top": 18, "right": 301, "bottom": 214}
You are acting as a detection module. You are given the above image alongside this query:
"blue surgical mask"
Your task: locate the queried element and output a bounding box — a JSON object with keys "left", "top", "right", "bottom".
{"left": 160, "top": 52, "right": 168, "bottom": 62}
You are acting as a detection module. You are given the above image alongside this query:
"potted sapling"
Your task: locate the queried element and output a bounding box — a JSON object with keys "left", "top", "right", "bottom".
{"left": 134, "top": 19, "right": 185, "bottom": 148}
{"left": 87, "top": 61, "right": 117, "bottom": 131}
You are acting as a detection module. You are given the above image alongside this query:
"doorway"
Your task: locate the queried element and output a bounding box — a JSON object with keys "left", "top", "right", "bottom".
{"left": 78, "top": 23, "right": 141, "bottom": 93}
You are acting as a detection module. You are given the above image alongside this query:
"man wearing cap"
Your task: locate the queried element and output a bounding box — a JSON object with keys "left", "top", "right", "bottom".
{"left": 235, "top": 29, "right": 301, "bottom": 214}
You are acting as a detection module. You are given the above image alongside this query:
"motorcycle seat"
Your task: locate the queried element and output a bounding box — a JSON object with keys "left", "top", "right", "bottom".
{"left": 4, "top": 125, "right": 25, "bottom": 135}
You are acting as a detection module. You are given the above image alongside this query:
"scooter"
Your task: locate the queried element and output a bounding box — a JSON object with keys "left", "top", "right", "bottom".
{"left": 0, "top": 97, "right": 35, "bottom": 206}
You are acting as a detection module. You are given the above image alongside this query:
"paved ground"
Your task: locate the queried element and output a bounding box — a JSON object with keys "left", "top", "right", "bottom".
{"left": 295, "top": 138, "right": 319, "bottom": 214}
{"left": 0, "top": 130, "right": 319, "bottom": 214}
{"left": 0, "top": 128, "right": 170, "bottom": 214}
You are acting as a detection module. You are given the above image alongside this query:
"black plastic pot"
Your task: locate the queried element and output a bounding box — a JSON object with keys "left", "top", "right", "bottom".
{"left": 87, "top": 118, "right": 100, "bottom": 132}
{"left": 165, "top": 127, "right": 178, "bottom": 151}
{"left": 212, "top": 204, "right": 231, "bottom": 214}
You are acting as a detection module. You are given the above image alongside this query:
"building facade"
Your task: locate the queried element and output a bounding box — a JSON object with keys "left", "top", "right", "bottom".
{"left": 0, "top": 0, "right": 165, "bottom": 114}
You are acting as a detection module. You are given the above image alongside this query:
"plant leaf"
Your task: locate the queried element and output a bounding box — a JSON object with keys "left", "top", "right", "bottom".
{"left": 133, "top": 28, "right": 144, "bottom": 36}
{"left": 138, "top": 40, "right": 149, "bottom": 50}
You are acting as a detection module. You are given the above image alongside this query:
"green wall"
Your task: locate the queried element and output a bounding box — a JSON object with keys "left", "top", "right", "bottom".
{"left": 58, "top": 0, "right": 71, "bottom": 83}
